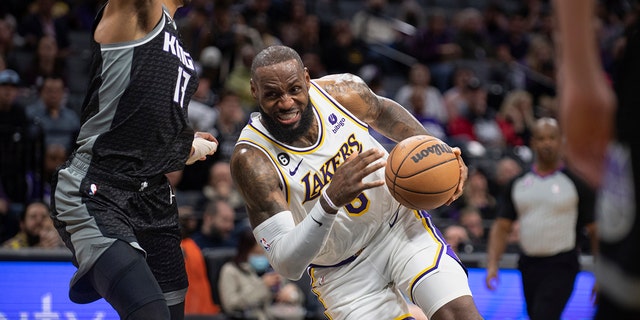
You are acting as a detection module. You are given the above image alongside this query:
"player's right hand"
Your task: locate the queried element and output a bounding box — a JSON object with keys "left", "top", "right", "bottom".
{"left": 324, "top": 148, "right": 386, "bottom": 208}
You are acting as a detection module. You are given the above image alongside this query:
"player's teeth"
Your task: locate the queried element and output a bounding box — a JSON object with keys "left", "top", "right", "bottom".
{"left": 280, "top": 113, "right": 296, "bottom": 120}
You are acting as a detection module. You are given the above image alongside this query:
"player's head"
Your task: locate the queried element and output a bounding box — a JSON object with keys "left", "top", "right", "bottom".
{"left": 250, "top": 45, "right": 314, "bottom": 144}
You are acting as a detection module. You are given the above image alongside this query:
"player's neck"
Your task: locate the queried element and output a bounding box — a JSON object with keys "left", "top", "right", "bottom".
{"left": 291, "top": 120, "right": 319, "bottom": 148}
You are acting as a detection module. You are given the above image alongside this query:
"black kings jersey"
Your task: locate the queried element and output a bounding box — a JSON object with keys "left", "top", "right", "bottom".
{"left": 74, "top": 5, "right": 197, "bottom": 180}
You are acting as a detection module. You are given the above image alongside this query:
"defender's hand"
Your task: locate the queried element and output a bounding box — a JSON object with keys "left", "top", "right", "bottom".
{"left": 187, "top": 132, "right": 218, "bottom": 165}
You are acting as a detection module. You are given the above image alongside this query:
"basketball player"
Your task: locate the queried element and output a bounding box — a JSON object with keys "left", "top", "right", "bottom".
{"left": 230, "top": 45, "right": 483, "bottom": 320}
{"left": 554, "top": 0, "right": 640, "bottom": 318}
{"left": 50, "top": 0, "right": 217, "bottom": 319}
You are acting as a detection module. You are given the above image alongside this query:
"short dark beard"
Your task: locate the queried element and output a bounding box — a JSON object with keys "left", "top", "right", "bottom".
{"left": 260, "top": 102, "right": 314, "bottom": 144}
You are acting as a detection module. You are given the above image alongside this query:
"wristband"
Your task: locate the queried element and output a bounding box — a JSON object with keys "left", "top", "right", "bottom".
{"left": 321, "top": 187, "right": 340, "bottom": 211}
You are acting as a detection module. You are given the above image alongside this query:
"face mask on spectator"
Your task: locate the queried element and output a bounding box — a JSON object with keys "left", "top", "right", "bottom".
{"left": 248, "top": 254, "right": 270, "bottom": 273}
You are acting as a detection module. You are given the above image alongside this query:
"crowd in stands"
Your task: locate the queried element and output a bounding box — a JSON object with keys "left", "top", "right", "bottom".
{"left": 0, "top": 0, "right": 630, "bottom": 318}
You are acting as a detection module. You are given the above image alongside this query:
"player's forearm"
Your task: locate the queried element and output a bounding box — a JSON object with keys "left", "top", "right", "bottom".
{"left": 252, "top": 203, "right": 337, "bottom": 280}
{"left": 554, "top": 0, "right": 602, "bottom": 90}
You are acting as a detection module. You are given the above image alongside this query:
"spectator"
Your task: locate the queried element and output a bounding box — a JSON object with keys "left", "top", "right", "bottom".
{"left": 39, "top": 143, "right": 67, "bottom": 205}
{"left": 175, "top": 5, "right": 213, "bottom": 58}
{"left": 26, "top": 75, "right": 79, "bottom": 150}
{"left": 496, "top": 89, "right": 536, "bottom": 147}
{"left": 490, "top": 155, "right": 524, "bottom": 198}
{"left": 203, "top": 161, "right": 246, "bottom": 220}
{"left": 453, "top": 7, "right": 493, "bottom": 61}
{"left": 523, "top": 35, "right": 556, "bottom": 104}
{"left": 224, "top": 43, "right": 258, "bottom": 113}
{"left": 394, "top": 62, "right": 448, "bottom": 140}
{"left": 0, "top": 181, "right": 16, "bottom": 243}
{"left": 198, "top": 46, "right": 223, "bottom": 100}
{"left": 211, "top": 89, "right": 248, "bottom": 163}
{"left": 443, "top": 64, "right": 477, "bottom": 120}
{"left": 458, "top": 206, "right": 487, "bottom": 250}
{"left": 494, "top": 7, "right": 531, "bottom": 64}
{"left": 322, "top": 19, "right": 366, "bottom": 75}
{"left": 444, "top": 224, "right": 470, "bottom": 255}
{"left": 179, "top": 205, "right": 222, "bottom": 316}
{"left": 178, "top": 205, "right": 199, "bottom": 237}
{"left": 191, "top": 198, "right": 237, "bottom": 250}
{"left": 302, "top": 51, "right": 327, "bottom": 80}
{"left": 178, "top": 89, "right": 247, "bottom": 202}
{"left": 447, "top": 167, "right": 497, "bottom": 221}
{"left": 406, "top": 8, "right": 461, "bottom": 92}
{"left": 0, "top": 69, "right": 33, "bottom": 207}
{"left": 2, "top": 200, "right": 63, "bottom": 249}
{"left": 218, "top": 228, "right": 305, "bottom": 320}
{"left": 22, "top": 34, "right": 67, "bottom": 89}
{"left": 486, "top": 118, "right": 598, "bottom": 320}
{"left": 18, "top": 0, "right": 71, "bottom": 57}
{"left": 187, "top": 72, "right": 218, "bottom": 134}
{"left": 0, "top": 15, "right": 21, "bottom": 71}
{"left": 447, "top": 77, "right": 506, "bottom": 153}
{"left": 350, "top": 0, "right": 404, "bottom": 72}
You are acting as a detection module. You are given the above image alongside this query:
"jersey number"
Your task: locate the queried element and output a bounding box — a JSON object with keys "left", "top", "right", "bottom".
{"left": 345, "top": 192, "right": 370, "bottom": 216}
{"left": 173, "top": 66, "right": 191, "bottom": 108}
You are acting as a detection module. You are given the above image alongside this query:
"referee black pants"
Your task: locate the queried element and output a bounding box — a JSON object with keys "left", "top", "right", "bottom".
{"left": 518, "top": 250, "right": 579, "bottom": 320}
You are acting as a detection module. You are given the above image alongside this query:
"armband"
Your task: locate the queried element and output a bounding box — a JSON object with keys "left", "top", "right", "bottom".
{"left": 252, "top": 202, "right": 336, "bottom": 280}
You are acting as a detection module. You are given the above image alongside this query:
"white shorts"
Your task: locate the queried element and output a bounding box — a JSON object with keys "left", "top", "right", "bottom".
{"left": 308, "top": 209, "right": 472, "bottom": 319}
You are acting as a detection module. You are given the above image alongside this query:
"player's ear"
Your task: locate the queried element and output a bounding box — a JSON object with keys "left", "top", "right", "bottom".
{"left": 250, "top": 78, "right": 257, "bottom": 99}
{"left": 304, "top": 67, "right": 311, "bottom": 82}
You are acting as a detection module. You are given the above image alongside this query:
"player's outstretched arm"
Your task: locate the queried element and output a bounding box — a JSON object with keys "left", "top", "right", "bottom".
{"left": 553, "top": 0, "right": 616, "bottom": 188}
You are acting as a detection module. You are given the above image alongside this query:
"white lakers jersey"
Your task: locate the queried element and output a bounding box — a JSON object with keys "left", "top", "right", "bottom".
{"left": 237, "top": 81, "right": 408, "bottom": 265}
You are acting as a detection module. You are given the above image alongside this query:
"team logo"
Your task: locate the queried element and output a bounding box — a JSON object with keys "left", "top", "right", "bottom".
{"left": 259, "top": 237, "right": 271, "bottom": 252}
{"left": 277, "top": 152, "right": 290, "bottom": 166}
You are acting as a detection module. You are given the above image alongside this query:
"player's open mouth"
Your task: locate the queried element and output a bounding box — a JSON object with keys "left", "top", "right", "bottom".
{"left": 277, "top": 111, "right": 300, "bottom": 125}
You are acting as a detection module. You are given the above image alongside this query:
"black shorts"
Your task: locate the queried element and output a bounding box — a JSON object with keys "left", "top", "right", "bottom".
{"left": 51, "top": 154, "right": 187, "bottom": 303}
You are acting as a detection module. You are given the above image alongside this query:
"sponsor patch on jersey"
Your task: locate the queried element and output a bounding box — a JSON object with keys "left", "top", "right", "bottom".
{"left": 328, "top": 113, "right": 346, "bottom": 134}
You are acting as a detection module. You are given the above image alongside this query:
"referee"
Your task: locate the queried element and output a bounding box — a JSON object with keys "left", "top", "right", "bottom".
{"left": 485, "top": 117, "right": 597, "bottom": 320}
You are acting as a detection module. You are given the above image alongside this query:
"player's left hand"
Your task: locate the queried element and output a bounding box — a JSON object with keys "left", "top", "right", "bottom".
{"left": 445, "top": 147, "right": 467, "bottom": 206}
{"left": 187, "top": 132, "right": 218, "bottom": 165}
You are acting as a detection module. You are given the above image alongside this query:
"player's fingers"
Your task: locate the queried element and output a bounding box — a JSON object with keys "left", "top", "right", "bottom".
{"left": 362, "top": 180, "right": 385, "bottom": 190}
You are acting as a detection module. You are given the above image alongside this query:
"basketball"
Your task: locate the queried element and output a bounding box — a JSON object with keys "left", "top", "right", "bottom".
{"left": 385, "top": 135, "right": 460, "bottom": 210}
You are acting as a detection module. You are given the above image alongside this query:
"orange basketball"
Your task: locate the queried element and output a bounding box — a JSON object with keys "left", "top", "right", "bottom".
{"left": 385, "top": 135, "right": 460, "bottom": 210}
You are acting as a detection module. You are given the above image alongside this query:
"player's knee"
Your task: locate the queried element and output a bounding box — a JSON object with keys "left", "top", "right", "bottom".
{"left": 90, "top": 240, "right": 168, "bottom": 318}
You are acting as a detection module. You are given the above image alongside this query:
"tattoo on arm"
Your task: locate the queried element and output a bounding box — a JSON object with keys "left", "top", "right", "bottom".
{"left": 372, "top": 98, "right": 429, "bottom": 142}
{"left": 231, "top": 146, "right": 288, "bottom": 227}
{"left": 321, "top": 74, "right": 429, "bottom": 142}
